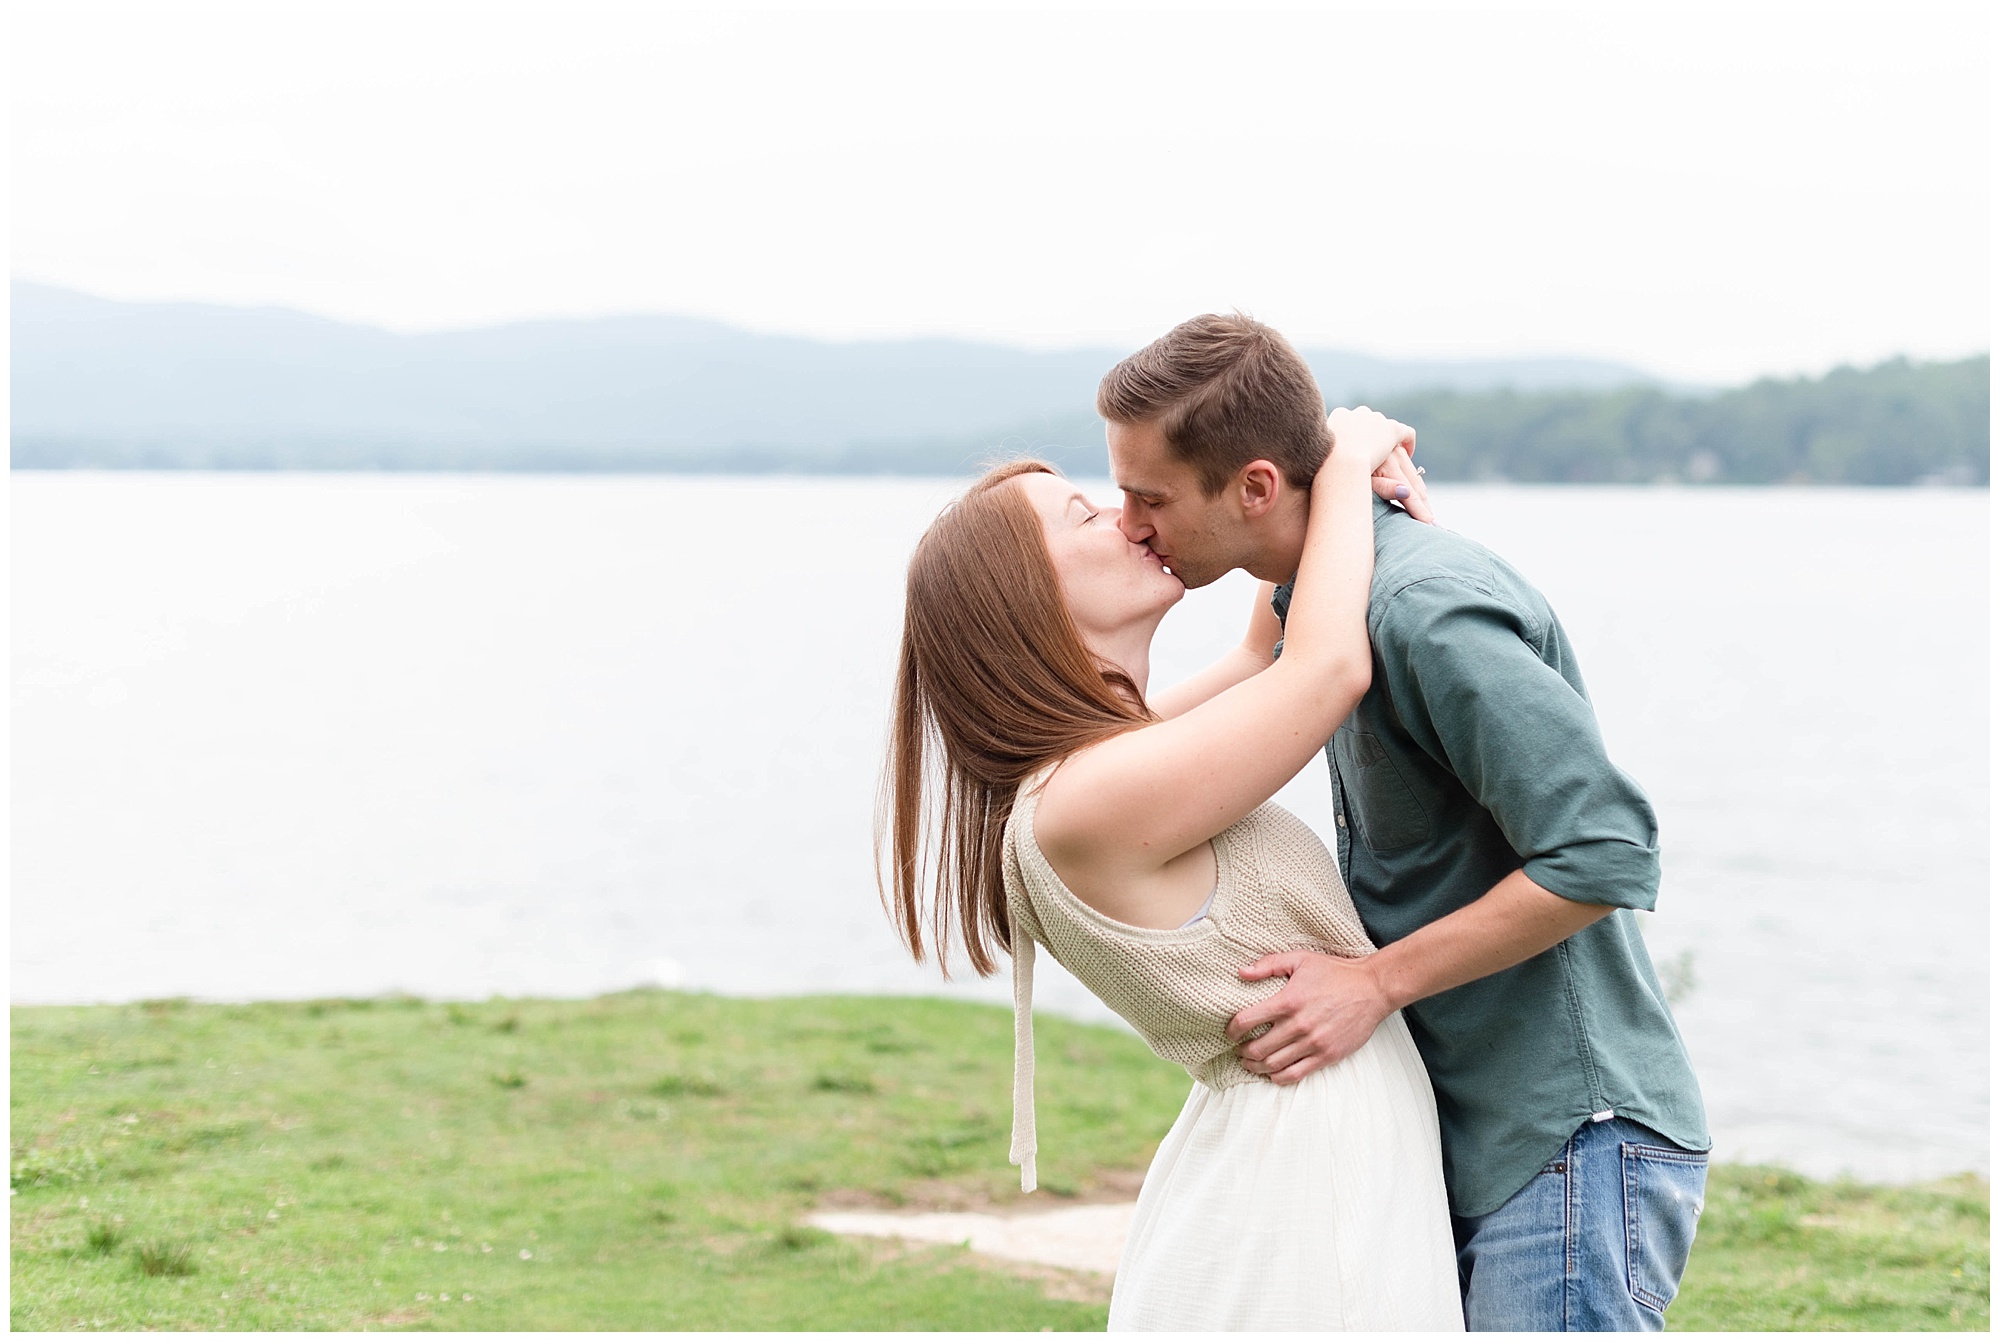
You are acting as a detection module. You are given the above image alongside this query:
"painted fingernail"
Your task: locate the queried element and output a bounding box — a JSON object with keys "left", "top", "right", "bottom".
{"left": 1395, "top": 485, "right": 1410, "bottom": 500}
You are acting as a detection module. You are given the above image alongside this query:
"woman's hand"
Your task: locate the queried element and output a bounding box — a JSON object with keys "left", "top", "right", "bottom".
{"left": 1324, "top": 407, "right": 1433, "bottom": 523}
{"left": 1373, "top": 446, "right": 1433, "bottom": 522}
{"left": 1327, "top": 405, "right": 1415, "bottom": 472}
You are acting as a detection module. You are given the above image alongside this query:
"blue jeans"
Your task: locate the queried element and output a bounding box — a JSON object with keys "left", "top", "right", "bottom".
{"left": 1452, "top": 1117, "right": 1708, "bottom": 1331}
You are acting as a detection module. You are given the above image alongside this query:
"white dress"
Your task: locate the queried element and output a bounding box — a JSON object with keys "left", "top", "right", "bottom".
{"left": 1003, "top": 780, "right": 1464, "bottom": 1332}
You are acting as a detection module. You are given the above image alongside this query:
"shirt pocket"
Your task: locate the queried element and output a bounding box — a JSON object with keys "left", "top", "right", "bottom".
{"left": 1334, "top": 729, "right": 1433, "bottom": 853}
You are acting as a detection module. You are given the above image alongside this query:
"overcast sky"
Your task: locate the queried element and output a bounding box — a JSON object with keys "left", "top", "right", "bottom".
{"left": 12, "top": 3, "right": 1991, "bottom": 383}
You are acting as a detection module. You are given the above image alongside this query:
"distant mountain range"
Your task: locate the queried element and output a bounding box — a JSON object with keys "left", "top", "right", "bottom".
{"left": 10, "top": 282, "right": 1667, "bottom": 473}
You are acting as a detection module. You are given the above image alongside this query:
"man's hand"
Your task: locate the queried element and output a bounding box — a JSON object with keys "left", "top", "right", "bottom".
{"left": 1227, "top": 950, "right": 1396, "bottom": 1085}
{"left": 1229, "top": 871, "right": 1616, "bottom": 1087}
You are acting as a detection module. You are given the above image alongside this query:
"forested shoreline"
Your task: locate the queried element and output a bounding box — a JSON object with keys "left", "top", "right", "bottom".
{"left": 1371, "top": 356, "right": 1987, "bottom": 486}
{"left": 13, "top": 355, "right": 1986, "bottom": 486}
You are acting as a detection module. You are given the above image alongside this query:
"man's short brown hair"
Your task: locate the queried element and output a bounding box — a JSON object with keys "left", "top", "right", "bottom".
{"left": 1097, "top": 313, "right": 1328, "bottom": 495}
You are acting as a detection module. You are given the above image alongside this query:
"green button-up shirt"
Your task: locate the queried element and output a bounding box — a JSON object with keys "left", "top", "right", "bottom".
{"left": 1273, "top": 498, "right": 1707, "bottom": 1217}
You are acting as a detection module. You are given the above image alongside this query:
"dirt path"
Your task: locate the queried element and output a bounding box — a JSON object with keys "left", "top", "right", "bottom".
{"left": 806, "top": 1201, "right": 1137, "bottom": 1276}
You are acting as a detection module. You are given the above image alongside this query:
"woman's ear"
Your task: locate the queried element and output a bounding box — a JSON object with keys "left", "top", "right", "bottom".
{"left": 1236, "top": 459, "right": 1286, "bottom": 519}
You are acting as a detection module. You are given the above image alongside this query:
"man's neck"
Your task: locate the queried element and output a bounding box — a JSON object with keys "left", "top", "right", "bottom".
{"left": 1242, "top": 485, "right": 1312, "bottom": 585}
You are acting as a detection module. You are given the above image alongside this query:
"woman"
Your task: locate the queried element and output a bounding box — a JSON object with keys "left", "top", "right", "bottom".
{"left": 880, "top": 409, "right": 1461, "bottom": 1330}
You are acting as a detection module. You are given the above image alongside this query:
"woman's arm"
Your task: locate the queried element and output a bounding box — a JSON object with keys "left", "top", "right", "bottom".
{"left": 1146, "top": 583, "right": 1280, "bottom": 721}
{"left": 1146, "top": 447, "right": 1434, "bottom": 723}
{"left": 1038, "top": 408, "right": 1410, "bottom": 893}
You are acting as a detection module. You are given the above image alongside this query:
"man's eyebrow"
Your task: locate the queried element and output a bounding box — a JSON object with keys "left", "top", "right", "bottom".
{"left": 1117, "top": 482, "right": 1166, "bottom": 499}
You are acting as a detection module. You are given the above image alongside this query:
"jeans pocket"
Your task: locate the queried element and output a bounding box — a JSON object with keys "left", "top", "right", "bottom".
{"left": 1621, "top": 1140, "right": 1708, "bottom": 1314}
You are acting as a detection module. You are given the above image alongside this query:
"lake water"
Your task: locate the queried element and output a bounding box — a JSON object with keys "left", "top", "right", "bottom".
{"left": 11, "top": 474, "right": 1988, "bottom": 1183}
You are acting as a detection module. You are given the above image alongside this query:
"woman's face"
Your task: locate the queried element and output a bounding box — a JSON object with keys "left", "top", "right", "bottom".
{"left": 1015, "top": 471, "right": 1183, "bottom": 643}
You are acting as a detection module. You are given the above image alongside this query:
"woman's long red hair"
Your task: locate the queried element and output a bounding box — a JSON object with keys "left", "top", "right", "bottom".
{"left": 878, "top": 461, "right": 1152, "bottom": 977}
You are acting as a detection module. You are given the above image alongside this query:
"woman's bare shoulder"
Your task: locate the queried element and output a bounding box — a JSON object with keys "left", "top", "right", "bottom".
{"left": 1030, "top": 729, "right": 1158, "bottom": 870}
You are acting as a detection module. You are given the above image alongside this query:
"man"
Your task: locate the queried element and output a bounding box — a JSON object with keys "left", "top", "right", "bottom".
{"left": 1099, "top": 313, "right": 1709, "bottom": 1332}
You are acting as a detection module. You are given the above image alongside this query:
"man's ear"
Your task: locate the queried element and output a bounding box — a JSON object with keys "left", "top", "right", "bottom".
{"left": 1236, "top": 460, "right": 1287, "bottom": 520}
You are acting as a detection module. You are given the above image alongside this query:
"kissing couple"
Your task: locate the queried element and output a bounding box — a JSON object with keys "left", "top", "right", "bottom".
{"left": 880, "top": 315, "right": 1709, "bottom": 1331}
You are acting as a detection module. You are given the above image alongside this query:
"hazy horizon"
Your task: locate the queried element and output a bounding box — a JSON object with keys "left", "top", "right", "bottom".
{"left": 8, "top": 276, "right": 1692, "bottom": 375}
{"left": 13, "top": 278, "right": 1984, "bottom": 392}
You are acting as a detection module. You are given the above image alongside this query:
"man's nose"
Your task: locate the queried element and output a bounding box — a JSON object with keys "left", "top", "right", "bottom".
{"left": 1117, "top": 506, "right": 1150, "bottom": 542}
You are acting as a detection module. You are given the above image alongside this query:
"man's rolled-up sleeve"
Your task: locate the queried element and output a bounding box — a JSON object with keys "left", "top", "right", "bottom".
{"left": 1376, "top": 578, "right": 1660, "bottom": 909}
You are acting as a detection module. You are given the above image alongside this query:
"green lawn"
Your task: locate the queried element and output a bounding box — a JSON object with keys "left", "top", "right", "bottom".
{"left": 1672, "top": 1166, "right": 1988, "bottom": 1330}
{"left": 10, "top": 992, "right": 1988, "bottom": 1331}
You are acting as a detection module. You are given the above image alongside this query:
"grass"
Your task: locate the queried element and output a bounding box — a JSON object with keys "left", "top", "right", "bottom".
{"left": 134, "top": 1239, "right": 197, "bottom": 1277}
{"left": 1672, "top": 1166, "right": 1989, "bottom": 1330}
{"left": 84, "top": 1218, "right": 125, "bottom": 1255}
{"left": 10, "top": 991, "right": 1183, "bottom": 1330}
{"left": 10, "top": 992, "right": 1988, "bottom": 1331}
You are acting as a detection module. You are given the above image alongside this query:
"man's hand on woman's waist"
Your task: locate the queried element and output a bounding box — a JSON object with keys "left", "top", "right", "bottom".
{"left": 1227, "top": 868, "right": 1615, "bottom": 1085}
{"left": 1226, "top": 949, "right": 1397, "bottom": 1086}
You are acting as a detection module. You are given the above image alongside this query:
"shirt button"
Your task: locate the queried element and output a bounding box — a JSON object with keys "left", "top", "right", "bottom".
{"left": 1336, "top": 814, "right": 1347, "bottom": 827}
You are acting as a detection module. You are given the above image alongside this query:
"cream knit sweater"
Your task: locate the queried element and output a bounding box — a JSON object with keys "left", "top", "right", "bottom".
{"left": 1004, "top": 774, "right": 1377, "bottom": 1191}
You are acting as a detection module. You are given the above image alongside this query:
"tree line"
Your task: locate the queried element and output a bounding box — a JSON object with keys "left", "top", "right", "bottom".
{"left": 1366, "top": 356, "right": 1987, "bottom": 486}
{"left": 12, "top": 354, "right": 1984, "bottom": 484}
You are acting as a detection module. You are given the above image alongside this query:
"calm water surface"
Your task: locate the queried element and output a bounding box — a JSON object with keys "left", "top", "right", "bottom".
{"left": 12, "top": 474, "right": 1988, "bottom": 1181}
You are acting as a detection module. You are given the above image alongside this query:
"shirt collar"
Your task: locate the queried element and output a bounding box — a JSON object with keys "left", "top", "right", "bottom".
{"left": 1270, "top": 496, "right": 1402, "bottom": 626}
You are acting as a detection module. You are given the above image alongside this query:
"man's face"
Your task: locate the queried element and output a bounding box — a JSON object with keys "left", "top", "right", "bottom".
{"left": 1106, "top": 420, "right": 1242, "bottom": 590}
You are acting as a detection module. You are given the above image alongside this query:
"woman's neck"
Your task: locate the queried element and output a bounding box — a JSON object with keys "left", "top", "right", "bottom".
{"left": 1080, "top": 613, "right": 1164, "bottom": 701}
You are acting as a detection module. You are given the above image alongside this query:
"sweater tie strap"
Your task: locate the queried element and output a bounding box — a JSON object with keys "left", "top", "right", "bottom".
{"left": 1009, "top": 929, "right": 1038, "bottom": 1193}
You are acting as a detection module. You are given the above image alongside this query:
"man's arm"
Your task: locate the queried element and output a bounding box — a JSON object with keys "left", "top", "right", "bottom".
{"left": 1228, "top": 869, "right": 1610, "bottom": 1083}
{"left": 1227, "top": 575, "right": 1658, "bottom": 1083}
